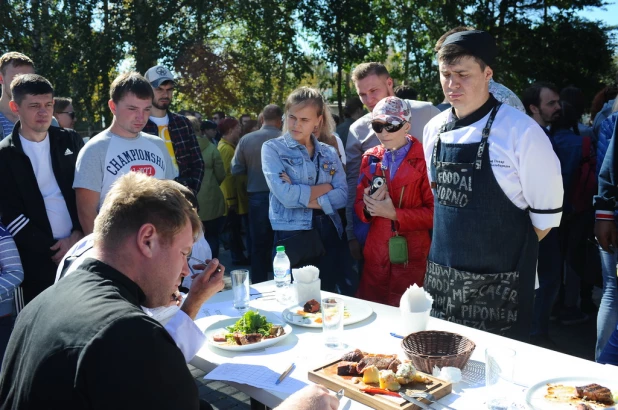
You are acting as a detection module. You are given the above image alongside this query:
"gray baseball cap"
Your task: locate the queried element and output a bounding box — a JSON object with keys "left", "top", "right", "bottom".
{"left": 144, "top": 65, "right": 175, "bottom": 88}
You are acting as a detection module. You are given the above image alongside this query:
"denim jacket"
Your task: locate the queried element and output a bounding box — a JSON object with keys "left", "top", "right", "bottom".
{"left": 261, "top": 132, "right": 347, "bottom": 237}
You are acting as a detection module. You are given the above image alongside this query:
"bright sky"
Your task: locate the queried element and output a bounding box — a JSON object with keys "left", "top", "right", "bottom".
{"left": 578, "top": 2, "right": 618, "bottom": 27}
{"left": 117, "top": 3, "right": 617, "bottom": 75}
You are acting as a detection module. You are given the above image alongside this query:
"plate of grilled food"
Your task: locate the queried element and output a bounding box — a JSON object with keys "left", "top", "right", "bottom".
{"left": 204, "top": 310, "right": 292, "bottom": 351}
{"left": 282, "top": 298, "right": 373, "bottom": 328}
{"left": 525, "top": 377, "right": 618, "bottom": 409}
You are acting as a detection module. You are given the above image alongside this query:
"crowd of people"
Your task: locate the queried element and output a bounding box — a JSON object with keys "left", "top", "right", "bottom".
{"left": 0, "top": 25, "right": 617, "bottom": 408}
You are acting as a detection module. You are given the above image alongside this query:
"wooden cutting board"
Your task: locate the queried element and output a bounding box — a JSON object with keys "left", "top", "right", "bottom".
{"left": 308, "top": 359, "right": 452, "bottom": 410}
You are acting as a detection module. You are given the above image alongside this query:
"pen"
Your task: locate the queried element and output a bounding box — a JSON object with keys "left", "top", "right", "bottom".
{"left": 390, "top": 332, "right": 403, "bottom": 339}
{"left": 275, "top": 363, "right": 295, "bottom": 385}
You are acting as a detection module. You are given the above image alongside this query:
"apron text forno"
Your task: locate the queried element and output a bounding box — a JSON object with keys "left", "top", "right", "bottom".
{"left": 435, "top": 168, "right": 473, "bottom": 207}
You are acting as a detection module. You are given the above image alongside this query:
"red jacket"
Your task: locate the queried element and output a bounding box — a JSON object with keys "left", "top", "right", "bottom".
{"left": 354, "top": 136, "right": 433, "bottom": 306}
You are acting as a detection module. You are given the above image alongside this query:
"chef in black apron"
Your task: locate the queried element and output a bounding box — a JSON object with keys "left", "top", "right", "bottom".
{"left": 422, "top": 30, "right": 563, "bottom": 341}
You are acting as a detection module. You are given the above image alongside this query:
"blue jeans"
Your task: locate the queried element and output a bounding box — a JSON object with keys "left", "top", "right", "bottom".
{"left": 598, "top": 325, "right": 618, "bottom": 365}
{"left": 532, "top": 229, "right": 562, "bottom": 336}
{"left": 597, "top": 245, "right": 618, "bottom": 360}
{"left": 248, "top": 192, "right": 273, "bottom": 284}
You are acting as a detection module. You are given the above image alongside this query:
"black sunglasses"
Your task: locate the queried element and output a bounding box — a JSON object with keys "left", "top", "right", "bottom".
{"left": 58, "top": 111, "right": 75, "bottom": 120}
{"left": 371, "top": 121, "right": 406, "bottom": 133}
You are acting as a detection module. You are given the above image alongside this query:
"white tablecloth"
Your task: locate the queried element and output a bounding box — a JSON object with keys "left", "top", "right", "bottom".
{"left": 190, "top": 281, "right": 618, "bottom": 409}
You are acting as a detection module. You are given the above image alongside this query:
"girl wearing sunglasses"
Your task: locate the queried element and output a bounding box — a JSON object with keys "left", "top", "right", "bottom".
{"left": 354, "top": 96, "right": 433, "bottom": 306}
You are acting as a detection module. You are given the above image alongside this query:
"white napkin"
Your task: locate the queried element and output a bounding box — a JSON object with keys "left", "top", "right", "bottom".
{"left": 292, "top": 265, "right": 320, "bottom": 283}
{"left": 399, "top": 284, "right": 433, "bottom": 312}
{"left": 432, "top": 366, "right": 462, "bottom": 383}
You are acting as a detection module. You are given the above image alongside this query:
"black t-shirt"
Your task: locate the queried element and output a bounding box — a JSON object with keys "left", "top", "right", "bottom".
{"left": 0, "top": 258, "right": 199, "bottom": 410}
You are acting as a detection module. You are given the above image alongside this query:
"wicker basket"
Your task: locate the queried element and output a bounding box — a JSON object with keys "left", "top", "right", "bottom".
{"left": 401, "top": 330, "right": 476, "bottom": 373}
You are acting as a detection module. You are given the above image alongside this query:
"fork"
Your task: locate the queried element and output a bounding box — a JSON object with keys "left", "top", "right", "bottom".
{"left": 407, "top": 392, "right": 456, "bottom": 410}
{"left": 188, "top": 256, "right": 223, "bottom": 279}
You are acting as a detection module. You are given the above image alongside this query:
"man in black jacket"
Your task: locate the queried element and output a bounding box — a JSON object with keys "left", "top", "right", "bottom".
{"left": 0, "top": 74, "right": 83, "bottom": 305}
{"left": 0, "top": 172, "right": 339, "bottom": 410}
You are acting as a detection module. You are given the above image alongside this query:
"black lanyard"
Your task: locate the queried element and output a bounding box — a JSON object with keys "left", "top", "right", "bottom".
{"left": 433, "top": 103, "right": 502, "bottom": 170}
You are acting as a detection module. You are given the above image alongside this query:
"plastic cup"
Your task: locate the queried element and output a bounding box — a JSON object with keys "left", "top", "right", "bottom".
{"left": 322, "top": 297, "right": 344, "bottom": 348}
{"left": 485, "top": 347, "right": 516, "bottom": 409}
{"left": 231, "top": 269, "right": 250, "bottom": 312}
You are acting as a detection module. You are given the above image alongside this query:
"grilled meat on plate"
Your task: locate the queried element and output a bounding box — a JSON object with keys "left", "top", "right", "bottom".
{"left": 575, "top": 383, "right": 613, "bottom": 404}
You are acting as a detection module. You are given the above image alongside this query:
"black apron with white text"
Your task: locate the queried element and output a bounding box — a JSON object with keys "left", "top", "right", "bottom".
{"left": 425, "top": 105, "right": 538, "bottom": 340}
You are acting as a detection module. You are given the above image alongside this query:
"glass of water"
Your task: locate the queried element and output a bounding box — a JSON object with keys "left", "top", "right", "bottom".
{"left": 322, "top": 297, "right": 344, "bottom": 348}
{"left": 485, "top": 347, "right": 516, "bottom": 409}
{"left": 231, "top": 269, "right": 250, "bottom": 312}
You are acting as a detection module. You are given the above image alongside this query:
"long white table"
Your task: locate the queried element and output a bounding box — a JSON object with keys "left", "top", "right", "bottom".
{"left": 190, "top": 281, "right": 618, "bottom": 409}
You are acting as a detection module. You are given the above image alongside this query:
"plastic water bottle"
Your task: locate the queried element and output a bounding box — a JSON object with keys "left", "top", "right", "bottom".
{"left": 273, "top": 246, "right": 291, "bottom": 303}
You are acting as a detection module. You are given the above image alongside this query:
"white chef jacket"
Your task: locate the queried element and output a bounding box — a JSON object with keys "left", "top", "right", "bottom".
{"left": 423, "top": 103, "right": 563, "bottom": 230}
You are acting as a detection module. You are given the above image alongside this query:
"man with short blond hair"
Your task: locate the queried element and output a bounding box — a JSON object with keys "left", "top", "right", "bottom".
{"left": 0, "top": 172, "right": 338, "bottom": 410}
{"left": 0, "top": 52, "right": 35, "bottom": 139}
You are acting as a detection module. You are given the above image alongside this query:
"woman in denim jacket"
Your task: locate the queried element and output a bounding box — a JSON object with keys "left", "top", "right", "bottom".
{"left": 261, "top": 87, "right": 348, "bottom": 292}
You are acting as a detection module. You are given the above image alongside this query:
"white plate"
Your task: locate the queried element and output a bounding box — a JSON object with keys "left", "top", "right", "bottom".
{"left": 281, "top": 298, "right": 373, "bottom": 328}
{"left": 204, "top": 314, "right": 293, "bottom": 352}
{"left": 525, "top": 376, "right": 617, "bottom": 409}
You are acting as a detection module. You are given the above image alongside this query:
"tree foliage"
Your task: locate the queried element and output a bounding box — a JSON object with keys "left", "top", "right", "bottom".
{"left": 1, "top": 0, "right": 615, "bottom": 130}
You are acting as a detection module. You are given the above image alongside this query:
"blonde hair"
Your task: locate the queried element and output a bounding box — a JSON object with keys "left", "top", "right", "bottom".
{"left": 317, "top": 106, "right": 339, "bottom": 154}
{"left": 283, "top": 87, "right": 340, "bottom": 154}
{"left": 283, "top": 87, "right": 325, "bottom": 127}
{"left": 94, "top": 172, "right": 201, "bottom": 249}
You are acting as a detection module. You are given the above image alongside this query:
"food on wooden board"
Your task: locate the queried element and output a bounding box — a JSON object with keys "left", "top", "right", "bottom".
{"left": 379, "top": 370, "right": 401, "bottom": 391}
{"left": 337, "top": 361, "right": 359, "bottom": 376}
{"left": 362, "top": 365, "right": 379, "bottom": 384}
{"left": 337, "top": 349, "right": 432, "bottom": 392}
{"left": 341, "top": 348, "right": 365, "bottom": 362}
{"left": 357, "top": 354, "right": 401, "bottom": 373}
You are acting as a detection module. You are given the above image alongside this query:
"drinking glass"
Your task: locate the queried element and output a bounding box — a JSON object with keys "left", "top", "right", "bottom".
{"left": 231, "top": 269, "right": 250, "bottom": 312}
{"left": 485, "top": 347, "right": 516, "bottom": 410}
{"left": 322, "top": 297, "right": 344, "bottom": 348}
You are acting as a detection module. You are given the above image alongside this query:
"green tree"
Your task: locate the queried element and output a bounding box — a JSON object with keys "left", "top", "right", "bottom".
{"left": 298, "top": 0, "right": 374, "bottom": 113}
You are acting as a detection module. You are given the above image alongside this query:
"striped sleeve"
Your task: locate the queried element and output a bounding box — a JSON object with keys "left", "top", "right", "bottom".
{"left": 6, "top": 214, "right": 29, "bottom": 237}
{"left": 0, "top": 227, "right": 25, "bottom": 304}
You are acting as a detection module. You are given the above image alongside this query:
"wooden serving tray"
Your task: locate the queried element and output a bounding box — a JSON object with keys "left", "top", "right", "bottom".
{"left": 308, "top": 359, "right": 452, "bottom": 410}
